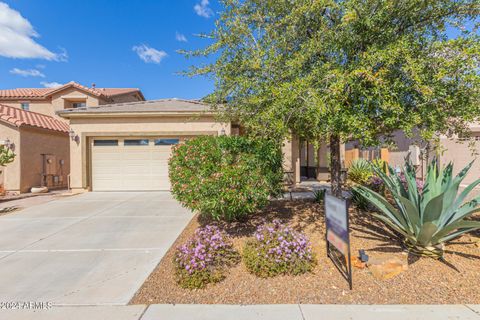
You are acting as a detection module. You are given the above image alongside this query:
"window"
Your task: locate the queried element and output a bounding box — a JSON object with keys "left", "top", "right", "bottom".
{"left": 20, "top": 103, "right": 29, "bottom": 111}
{"left": 154, "top": 138, "right": 179, "bottom": 145}
{"left": 124, "top": 139, "right": 149, "bottom": 146}
{"left": 93, "top": 140, "right": 118, "bottom": 146}
{"left": 72, "top": 102, "right": 86, "bottom": 108}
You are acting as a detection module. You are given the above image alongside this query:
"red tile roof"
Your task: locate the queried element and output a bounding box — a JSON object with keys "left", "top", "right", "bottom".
{"left": 0, "top": 104, "right": 69, "bottom": 133}
{"left": 0, "top": 81, "right": 143, "bottom": 100}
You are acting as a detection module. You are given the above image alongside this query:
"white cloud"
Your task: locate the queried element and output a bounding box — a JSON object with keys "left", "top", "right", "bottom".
{"left": 132, "top": 44, "right": 167, "bottom": 64}
{"left": 40, "top": 81, "right": 62, "bottom": 88}
{"left": 175, "top": 32, "right": 188, "bottom": 42}
{"left": 194, "top": 0, "right": 213, "bottom": 18}
{"left": 0, "top": 2, "right": 67, "bottom": 60}
{"left": 10, "top": 67, "right": 45, "bottom": 77}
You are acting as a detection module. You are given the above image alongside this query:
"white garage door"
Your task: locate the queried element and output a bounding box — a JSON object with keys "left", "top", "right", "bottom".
{"left": 91, "top": 138, "right": 179, "bottom": 191}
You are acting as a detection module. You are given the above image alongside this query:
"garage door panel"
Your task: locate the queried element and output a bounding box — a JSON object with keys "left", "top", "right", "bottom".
{"left": 91, "top": 138, "right": 176, "bottom": 191}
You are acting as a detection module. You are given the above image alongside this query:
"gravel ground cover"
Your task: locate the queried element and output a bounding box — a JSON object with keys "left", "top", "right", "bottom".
{"left": 131, "top": 200, "right": 480, "bottom": 305}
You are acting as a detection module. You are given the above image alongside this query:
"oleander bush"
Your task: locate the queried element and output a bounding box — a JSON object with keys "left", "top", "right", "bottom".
{"left": 169, "top": 135, "right": 283, "bottom": 221}
{"left": 174, "top": 225, "right": 240, "bottom": 289}
{"left": 243, "top": 220, "right": 316, "bottom": 277}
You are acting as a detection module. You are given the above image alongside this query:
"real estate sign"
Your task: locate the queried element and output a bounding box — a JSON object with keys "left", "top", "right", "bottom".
{"left": 325, "top": 193, "right": 352, "bottom": 289}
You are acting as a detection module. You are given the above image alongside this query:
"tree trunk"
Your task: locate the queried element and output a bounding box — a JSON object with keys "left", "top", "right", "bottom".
{"left": 330, "top": 134, "right": 342, "bottom": 197}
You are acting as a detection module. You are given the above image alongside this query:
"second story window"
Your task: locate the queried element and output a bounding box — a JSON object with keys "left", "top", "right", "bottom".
{"left": 72, "top": 102, "right": 86, "bottom": 108}
{"left": 20, "top": 102, "right": 29, "bottom": 111}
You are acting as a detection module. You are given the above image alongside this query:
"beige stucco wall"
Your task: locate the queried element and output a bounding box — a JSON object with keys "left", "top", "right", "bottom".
{"left": 0, "top": 124, "right": 21, "bottom": 192}
{"left": 281, "top": 136, "right": 300, "bottom": 184}
{"left": 50, "top": 88, "right": 103, "bottom": 118}
{"left": 1, "top": 100, "right": 54, "bottom": 118}
{"left": 67, "top": 114, "right": 230, "bottom": 191}
{"left": 19, "top": 127, "right": 70, "bottom": 193}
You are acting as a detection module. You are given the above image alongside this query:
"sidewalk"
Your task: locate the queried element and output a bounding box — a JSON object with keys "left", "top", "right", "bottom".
{"left": 2, "top": 304, "right": 480, "bottom": 320}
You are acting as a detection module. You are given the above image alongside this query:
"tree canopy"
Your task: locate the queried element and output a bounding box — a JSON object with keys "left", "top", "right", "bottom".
{"left": 185, "top": 0, "right": 480, "bottom": 194}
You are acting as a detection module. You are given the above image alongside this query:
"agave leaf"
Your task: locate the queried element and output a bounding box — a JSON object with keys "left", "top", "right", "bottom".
{"left": 371, "top": 213, "right": 412, "bottom": 240}
{"left": 422, "top": 192, "right": 445, "bottom": 224}
{"left": 416, "top": 222, "right": 439, "bottom": 247}
{"left": 353, "top": 185, "right": 407, "bottom": 228}
{"left": 440, "top": 163, "right": 453, "bottom": 193}
{"left": 444, "top": 197, "right": 480, "bottom": 226}
{"left": 421, "top": 158, "right": 441, "bottom": 215}
{"left": 404, "top": 161, "right": 420, "bottom": 208}
{"left": 432, "top": 220, "right": 480, "bottom": 243}
{"left": 440, "top": 178, "right": 480, "bottom": 227}
{"left": 373, "top": 164, "right": 408, "bottom": 199}
{"left": 437, "top": 227, "right": 480, "bottom": 243}
{"left": 441, "top": 160, "right": 475, "bottom": 217}
{"left": 397, "top": 195, "right": 420, "bottom": 234}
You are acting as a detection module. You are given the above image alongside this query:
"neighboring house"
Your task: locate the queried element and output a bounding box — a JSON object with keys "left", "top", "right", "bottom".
{"left": 0, "top": 81, "right": 145, "bottom": 120}
{"left": 0, "top": 104, "right": 70, "bottom": 193}
{"left": 0, "top": 82, "right": 146, "bottom": 193}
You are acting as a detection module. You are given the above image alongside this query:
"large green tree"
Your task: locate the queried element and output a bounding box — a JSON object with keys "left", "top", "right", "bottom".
{"left": 186, "top": 0, "right": 480, "bottom": 196}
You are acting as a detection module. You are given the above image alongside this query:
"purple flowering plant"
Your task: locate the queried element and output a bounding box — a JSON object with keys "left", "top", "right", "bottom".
{"left": 174, "top": 225, "right": 239, "bottom": 289}
{"left": 243, "top": 220, "right": 316, "bottom": 277}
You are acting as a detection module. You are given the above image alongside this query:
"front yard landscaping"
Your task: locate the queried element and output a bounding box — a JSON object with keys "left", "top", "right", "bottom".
{"left": 131, "top": 199, "right": 480, "bottom": 305}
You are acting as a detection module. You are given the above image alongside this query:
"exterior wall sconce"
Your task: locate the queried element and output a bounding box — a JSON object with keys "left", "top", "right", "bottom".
{"left": 69, "top": 129, "right": 79, "bottom": 143}
{"left": 220, "top": 128, "right": 226, "bottom": 136}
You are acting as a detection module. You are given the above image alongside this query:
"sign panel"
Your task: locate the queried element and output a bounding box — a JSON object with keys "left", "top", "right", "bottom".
{"left": 325, "top": 193, "right": 352, "bottom": 289}
{"left": 325, "top": 194, "right": 349, "bottom": 255}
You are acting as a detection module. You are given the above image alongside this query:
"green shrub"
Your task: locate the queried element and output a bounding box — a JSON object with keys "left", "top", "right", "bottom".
{"left": 243, "top": 220, "right": 316, "bottom": 277}
{"left": 169, "top": 136, "right": 283, "bottom": 221}
{"left": 174, "top": 225, "right": 240, "bottom": 289}
{"left": 353, "top": 157, "right": 480, "bottom": 258}
{"left": 313, "top": 189, "right": 326, "bottom": 203}
{"left": 347, "top": 158, "right": 373, "bottom": 185}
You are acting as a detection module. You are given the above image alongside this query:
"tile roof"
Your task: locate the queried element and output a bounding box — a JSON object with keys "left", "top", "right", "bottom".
{"left": 0, "top": 81, "right": 143, "bottom": 100}
{"left": 57, "top": 99, "right": 214, "bottom": 116}
{"left": 0, "top": 104, "right": 69, "bottom": 133}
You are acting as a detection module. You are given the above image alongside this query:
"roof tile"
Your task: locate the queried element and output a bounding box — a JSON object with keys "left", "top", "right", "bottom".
{"left": 0, "top": 82, "right": 141, "bottom": 100}
{"left": 0, "top": 104, "right": 69, "bottom": 133}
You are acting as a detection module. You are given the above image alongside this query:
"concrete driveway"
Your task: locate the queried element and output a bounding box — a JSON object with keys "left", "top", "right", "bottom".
{"left": 0, "top": 192, "right": 192, "bottom": 306}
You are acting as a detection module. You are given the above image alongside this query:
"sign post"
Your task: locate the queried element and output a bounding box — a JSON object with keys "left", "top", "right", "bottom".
{"left": 325, "top": 193, "right": 352, "bottom": 290}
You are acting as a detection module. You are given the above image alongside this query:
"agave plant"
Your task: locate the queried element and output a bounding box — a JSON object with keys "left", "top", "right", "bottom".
{"left": 353, "top": 157, "right": 480, "bottom": 258}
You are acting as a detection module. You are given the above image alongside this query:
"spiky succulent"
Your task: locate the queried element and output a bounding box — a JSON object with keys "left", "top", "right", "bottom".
{"left": 353, "top": 158, "right": 480, "bottom": 258}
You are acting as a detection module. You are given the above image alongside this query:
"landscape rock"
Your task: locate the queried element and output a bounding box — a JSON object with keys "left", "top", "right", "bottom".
{"left": 350, "top": 256, "right": 366, "bottom": 269}
{"left": 367, "top": 255, "right": 408, "bottom": 280}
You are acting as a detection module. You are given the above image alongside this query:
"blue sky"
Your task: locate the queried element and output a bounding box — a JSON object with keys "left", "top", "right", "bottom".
{"left": 0, "top": 1, "right": 475, "bottom": 100}
{"left": 0, "top": 0, "right": 218, "bottom": 99}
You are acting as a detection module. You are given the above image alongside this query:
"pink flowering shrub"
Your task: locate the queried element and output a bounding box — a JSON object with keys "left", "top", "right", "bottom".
{"left": 174, "top": 225, "right": 239, "bottom": 289}
{"left": 169, "top": 136, "right": 283, "bottom": 221}
{"left": 243, "top": 220, "right": 316, "bottom": 278}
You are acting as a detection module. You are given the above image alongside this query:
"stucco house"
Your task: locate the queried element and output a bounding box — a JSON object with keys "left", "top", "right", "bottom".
{"left": 0, "top": 82, "right": 145, "bottom": 193}
{"left": 0, "top": 81, "right": 145, "bottom": 120}
{"left": 57, "top": 99, "right": 231, "bottom": 191}
{"left": 56, "top": 98, "right": 333, "bottom": 192}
